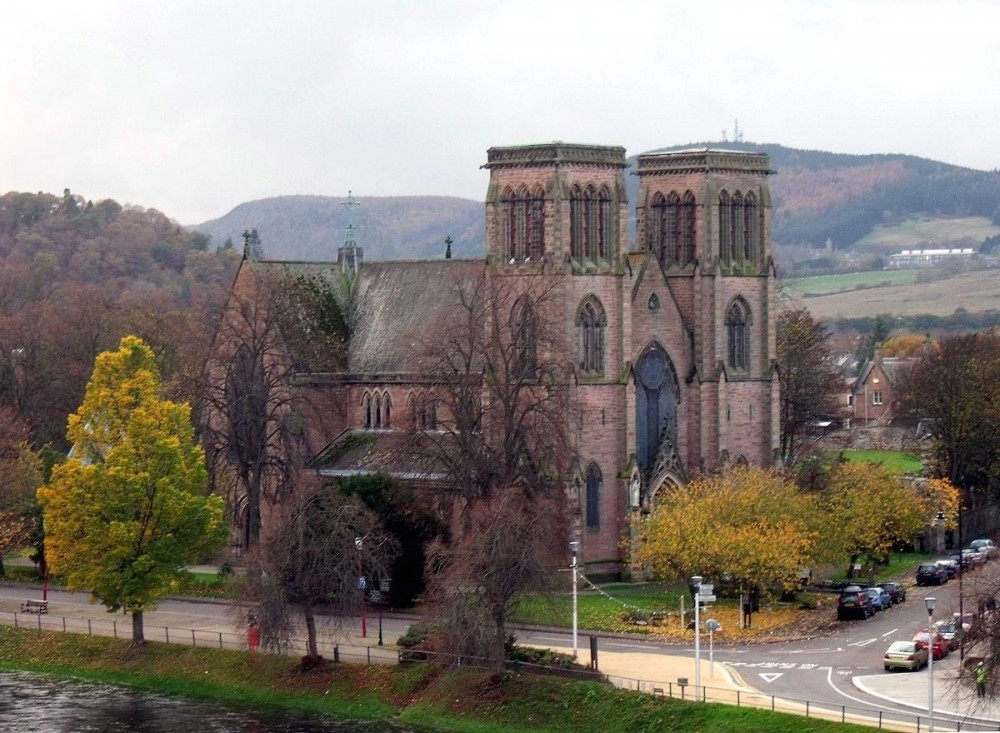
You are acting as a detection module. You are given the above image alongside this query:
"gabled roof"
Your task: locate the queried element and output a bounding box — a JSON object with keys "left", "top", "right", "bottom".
{"left": 349, "top": 259, "right": 483, "bottom": 375}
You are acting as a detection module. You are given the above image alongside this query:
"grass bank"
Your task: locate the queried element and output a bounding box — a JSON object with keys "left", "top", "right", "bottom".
{"left": 0, "top": 626, "right": 879, "bottom": 732}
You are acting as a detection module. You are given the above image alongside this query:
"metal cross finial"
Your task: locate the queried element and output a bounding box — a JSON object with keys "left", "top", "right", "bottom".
{"left": 341, "top": 190, "right": 361, "bottom": 248}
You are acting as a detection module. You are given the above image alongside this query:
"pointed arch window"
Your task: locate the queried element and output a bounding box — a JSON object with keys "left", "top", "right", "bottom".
{"left": 727, "top": 298, "right": 752, "bottom": 371}
{"left": 363, "top": 392, "right": 372, "bottom": 429}
{"left": 730, "top": 192, "right": 744, "bottom": 264}
{"left": 383, "top": 392, "right": 392, "bottom": 428}
{"left": 374, "top": 393, "right": 383, "bottom": 429}
{"left": 634, "top": 344, "right": 679, "bottom": 471}
{"left": 743, "top": 191, "right": 758, "bottom": 263}
{"left": 512, "top": 296, "right": 538, "bottom": 380}
{"left": 411, "top": 392, "right": 437, "bottom": 430}
{"left": 719, "top": 191, "right": 732, "bottom": 262}
{"left": 650, "top": 192, "right": 682, "bottom": 266}
{"left": 680, "top": 191, "right": 696, "bottom": 264}
{"left": 578, "top": 297, "right": 606, "bottom": 374}
{"left": 526, "top": 186, "right": 545, "bottom": 260}
{"left": 570, "top": 185, "right": 584, "bottom": 259}
{"left": 596, "top": 186, "right": 611, "bottom": 260}
{"left": 585, "top": 463, "right": 602, "bottom": 530}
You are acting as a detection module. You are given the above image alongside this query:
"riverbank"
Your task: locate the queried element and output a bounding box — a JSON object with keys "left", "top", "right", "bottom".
{"left": 0, "top": 626, "right": 878, "bottom": 732}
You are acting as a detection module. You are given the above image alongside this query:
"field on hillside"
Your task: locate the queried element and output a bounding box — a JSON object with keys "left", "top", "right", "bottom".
{"left": 782, "top": 270, "right": 916, "bottom": 297}
{"left": 781, "top": 269, "right": 1000, "bottom": 321}
{"left": 856, "top": 215, "right": 1000, "bottom": 251}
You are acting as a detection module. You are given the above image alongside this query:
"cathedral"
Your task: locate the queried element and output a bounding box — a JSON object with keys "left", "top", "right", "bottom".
{"left": 222, "top": 142, "right": 780, "bottom": 575}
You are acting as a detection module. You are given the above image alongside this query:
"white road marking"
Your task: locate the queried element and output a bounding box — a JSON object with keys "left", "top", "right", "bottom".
{"left": 759, "top": 673, "right": 783, "bottom": 683}
{"left": 848, "top": 638, "right": 878, "bottom": 647}
{"left": 881, "top": 628, "right": 898, "bottom": 637}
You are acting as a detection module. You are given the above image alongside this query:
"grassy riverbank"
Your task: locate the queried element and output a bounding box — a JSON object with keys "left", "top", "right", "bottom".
{"left": 0, "top": 626, "right": 878, "bottom": 732}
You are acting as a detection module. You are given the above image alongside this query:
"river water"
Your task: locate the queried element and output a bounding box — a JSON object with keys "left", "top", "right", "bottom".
{"left": 0, "top": 671, "right": 418, "bottom": 732}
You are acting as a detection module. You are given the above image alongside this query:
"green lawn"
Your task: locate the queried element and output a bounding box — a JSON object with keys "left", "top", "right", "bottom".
{"left": 512, "top": 582, "right": 689, "bottom": 631}
{"left": 836, "top": 449, "right": 923, "bottom": 475}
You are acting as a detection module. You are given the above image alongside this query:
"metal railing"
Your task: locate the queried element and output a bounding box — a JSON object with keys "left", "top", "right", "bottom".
{"left": 5, "top": 609, "right": 1000, "bottom": 732}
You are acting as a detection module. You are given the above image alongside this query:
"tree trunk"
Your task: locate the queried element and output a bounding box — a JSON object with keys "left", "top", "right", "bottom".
{"left": 132, "top": 610, "right": 145, "bottom": 645}
{"left": 493, "top": 615, "right": 506, "bottom": 674}
{"left": 304, "top": 606, "right": 318, "bottom": 659}
{"left": 846, "top": 553, "right": 860, "bottom": 580}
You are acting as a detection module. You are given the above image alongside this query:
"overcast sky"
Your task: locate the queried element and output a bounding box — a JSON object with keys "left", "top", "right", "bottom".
{"left": 3, "top": 1, "right": 998, "bottom": 225}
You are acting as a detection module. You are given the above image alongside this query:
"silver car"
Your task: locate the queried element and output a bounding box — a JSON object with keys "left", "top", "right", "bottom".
{"left": 884, "top": 640, "right": 929, "bottom": 671}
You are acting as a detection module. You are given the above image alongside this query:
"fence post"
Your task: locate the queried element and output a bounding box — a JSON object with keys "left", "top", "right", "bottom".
{"left": 62, "top": 617, "right": 66, "bottom": 633}
{"left": 842, "top": 705, "right": 846, "bottom": 723}
{"left": 367, "top": 647, "right": 371, "bottom": 664}
{"left": 192, "top": 629, "right": 196, "bottom": 646}
{"left": 219, "top": 632, "right": 223, "bottom": 649}
{"left": 736, "top": 690, "right": 740, "bottom": 706}
{"left": 334, "top": 645, "right": 340, "bottom": 663}
{"left": 36, "top": 614, "right": 41, "bottom": 631}
{"left": 88, "top": 619, "right": 92, "bottom": 636}
{"left": 165, "top": 627, "right": 170, "bottom": 644}
{"left": 772, "top": 694, "right": 775, "bottom": 712}
{"left": 113, "top": 620, "right": 117, "bottom": 638}
{"left": 806, "top": 700, "right": 809, "bottom": 717}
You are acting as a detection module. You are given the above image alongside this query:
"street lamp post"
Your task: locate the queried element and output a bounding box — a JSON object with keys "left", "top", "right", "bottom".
{"left": 926, "top": 596, "right": 937, "bottom": 733}
{"left": 692, "top": 575, "right": 703, "bottom": 694}
{"left": 570, "top": 541, "right": 580, "bottom": 659}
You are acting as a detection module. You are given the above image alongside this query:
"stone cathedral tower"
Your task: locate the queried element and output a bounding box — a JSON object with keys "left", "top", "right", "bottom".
{"left": 483, "top": 143, "right": 779, "bottom": 572}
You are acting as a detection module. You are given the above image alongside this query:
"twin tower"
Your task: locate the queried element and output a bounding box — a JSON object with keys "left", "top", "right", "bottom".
{"left": 481, "top": 143, "right": 779, "bottom": 568}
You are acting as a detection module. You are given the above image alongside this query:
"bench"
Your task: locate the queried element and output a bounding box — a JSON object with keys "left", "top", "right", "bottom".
{"left": 21, "top": 599, "right": 48, "bottom": 614}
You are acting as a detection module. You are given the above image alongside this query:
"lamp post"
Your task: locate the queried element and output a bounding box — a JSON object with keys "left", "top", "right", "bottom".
{"left": 692, "top": 575, "right": 703, "bottom": 694}
{"left": 926, "top": 596, "right": 937, "bottom": 733}
{"left": 570, "top": 540, "right": 580, "bottom": 659}
{"left": 958, "top": 497, "right": 965, "bottom": 661}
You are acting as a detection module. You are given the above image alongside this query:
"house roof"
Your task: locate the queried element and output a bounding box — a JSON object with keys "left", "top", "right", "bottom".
{"left": 854, "top": 354, "right": 917, "bottom": 392}
{"left": 312, "top": 428, "right": 453, "bottom": 482}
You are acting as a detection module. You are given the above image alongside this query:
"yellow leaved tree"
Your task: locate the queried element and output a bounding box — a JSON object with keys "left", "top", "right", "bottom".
{"left": 820, "top": 461, "right": 931, "bottom": 576}
{"left": 635, "top": 467, "right": 820, "bottom": 593}
{"left": 37, "top": 336, "right": 227, "bottom": 643}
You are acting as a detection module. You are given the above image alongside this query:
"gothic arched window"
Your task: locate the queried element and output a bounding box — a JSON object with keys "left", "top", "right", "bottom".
{"left": 585, "top": 463, "right": 602, "bottom": 530}
{"left": 526, "top": 186, "right": 545, "bottom": 260}
{"left": 597, "top": 186, "right": 611, "bottom": 260}
{"left": 680, "top": 191, "right": 696, "bottom": 264}
{"left": 374, "top": 393, "right": 382, "bottom": 429}
{"left": 511, "top": 296, "right": 538, "bottom": 380}
{"left": 743, "top": 191, "right": 758, "bottom": 263}
{"left": 727, "top": 298, "right": 752, "bottom": 371}
{"left": 363, "top": 392, "right": 372, "bottom": 429}
{"left": 730, "top": 192, "right": 744, "bottom": 264}
{"left": 577, "top": 296, "right": 606, "bottom": 374}
{"left": 719, "top": 190, "right": 732, "bottom": 262}
{"left": 634, "top": 343, "right": 679, "bottom": 471}
{"left": 569, "top": 185, "right": 584, "bottom": 259}
{"left": 383, "top": 392, "right": 392, "bottom": 428}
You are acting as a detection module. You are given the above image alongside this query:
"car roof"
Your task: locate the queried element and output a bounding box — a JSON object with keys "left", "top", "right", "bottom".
{"left": 888, "top": 640, "right": 917, "bottom": 650}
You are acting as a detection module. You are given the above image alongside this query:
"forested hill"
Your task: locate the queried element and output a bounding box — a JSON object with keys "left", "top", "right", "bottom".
{"left": 193, "top": 143, "right": 1000, "bottom": 261}
{"left": 0, "top": 190, "right": 240, "bottom": 447}
{"left": 193, "top": 195, "right": 485, "bottom": 262}
{"left": 644, "top": 142, "right": 1000, "bottom": 249}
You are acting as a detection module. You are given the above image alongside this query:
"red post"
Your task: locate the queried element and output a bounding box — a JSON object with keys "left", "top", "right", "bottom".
{"left": 361, "top": 609, "right": 367, "bottom": 638}
{"left": 248, "top": 622, "right": 260, "bottom": 659}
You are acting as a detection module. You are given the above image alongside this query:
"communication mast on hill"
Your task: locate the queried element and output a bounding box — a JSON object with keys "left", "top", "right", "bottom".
{"left": 721, "top": 119, "right": 745, "bottom": 143}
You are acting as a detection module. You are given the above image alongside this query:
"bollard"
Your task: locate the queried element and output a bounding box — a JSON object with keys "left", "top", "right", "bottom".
{"left": 333, "top": 645, "right": 340, "bottom": 663}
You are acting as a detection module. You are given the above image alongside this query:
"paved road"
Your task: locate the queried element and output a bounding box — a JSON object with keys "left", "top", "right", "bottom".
{"left": 5, "top": 562, "right": 1000, "bottom": 730}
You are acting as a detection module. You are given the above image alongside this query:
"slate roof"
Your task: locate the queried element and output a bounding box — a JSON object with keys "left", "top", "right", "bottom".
{"left": 349, "top": 259, "right": 484, "bottom": 375}
{"left": 253, "top": 258, "right": 484, "bottom": 377}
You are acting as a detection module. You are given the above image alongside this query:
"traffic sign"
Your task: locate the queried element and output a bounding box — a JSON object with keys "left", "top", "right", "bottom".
{"left": 699, "top": 594, "right": 716, "bottom": 603}
{"left": 699, "top": 584, "right": 714, "bottom": 596}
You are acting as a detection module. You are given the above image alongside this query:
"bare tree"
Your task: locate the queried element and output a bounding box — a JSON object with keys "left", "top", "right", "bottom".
{"left": 424, "top": 485, "right": 565, "bottom": 672}
{"left": 200, "top": 263, "right": 351, "bottom": 548}
{"left": 777, "top": 307, "right": 843, "bottom": 466}
{"left": 406, "top": 273, "right": 576, "bottom": 671}
{"left": 408, "top": 273, "right": 575, "bottom": 504}
{"left": 237, "top": 485, "right": 396, "bottom": 662}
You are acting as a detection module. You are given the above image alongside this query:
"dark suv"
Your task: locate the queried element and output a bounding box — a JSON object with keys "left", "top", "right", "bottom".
{"left": 916, "top": 563, "right": 947, "bottom": 586}
{"left": 878, "top": 581, "right": 907, "bottom": 604}
{"left": 837, "top": 586, "right": 873, "bottom": 620}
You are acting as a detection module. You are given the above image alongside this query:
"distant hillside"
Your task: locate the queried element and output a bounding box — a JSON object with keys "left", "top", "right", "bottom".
{"left": 192, "top": 195, "right": 484, "bottom": 262}
{"left": 191, "top": 143, "right": 1000, "bottom": 262}
{"left": 645, "top": 142, "right": 1000, "bottom": 250}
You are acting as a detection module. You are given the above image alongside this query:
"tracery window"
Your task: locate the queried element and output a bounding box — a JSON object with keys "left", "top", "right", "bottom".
{"left": 634, "top": 343, "right": 679, "bottom": 472}
{"left": 501, "top": 186, "right": 545, "bottom": 262}
{"left": 577, "top": 296, "right": 606, "bottom": 374}
{"left": 570, "top": 184, "right": 612, "bottom": 262}
{"left": 680, "top": 191, "right": 696, "bottom": 264}
{"left": 363, "top": 392, "right": 372, "bottom": 429}
{"left": 511, "top": 296, "right": 538, "bottom": 380}
{"left": 382, "top": 392, "right": 392, "bottom": 428}
{"left": 374, "top": 393, "right": 382, "bottom": 429}
{"left": 719, "top": 191, "right": 732, "bottom": 261}
{"left": 410, "top": 392, "right": 437, "bottom": 430}
{"left": 585, "top": 463, "right": 602, "bottom": 530}
{"left": 650, "top": 192, "right": 682, "bottom": 266}
{"left": 743, "top": 191, "right": 758, "bottom": 263}
{"left": 730, "top": 192, "right": 744, "bottom": 265}
{"left": 726, "top": 298, "right": 751, "bottom": 371}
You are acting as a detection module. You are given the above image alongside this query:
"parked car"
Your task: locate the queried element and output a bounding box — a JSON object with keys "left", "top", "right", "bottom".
{"left": 963, "top": 548, "right": 986, "bottom": 568}
{"left": 935, "top": 619, "right": 964, "bottom": 651}
{"left": 878, "top": 581, "right": 907, "bottom": 604}
{"left": 970, "top": 539, "right": 997, "bottom": 559}
{"left": 864, "top": 586, "right": 891, "bottom": 612}
{"left": 916, "top": 563, "right": 948, "bottom": 586}
{"left": 837, "top": 586, "right": 874, "bottom": 620}
{"left": 884, "top": 640, "right": 929, "bottom": 671}
{"left": 936, "top": 558, "right": 959, "bottom": 579}
{"left": 949, "top": 551, "right": 972, "bottom": 571}
{"left": 913, "top": 631, "right": 949, "bottom": 660}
